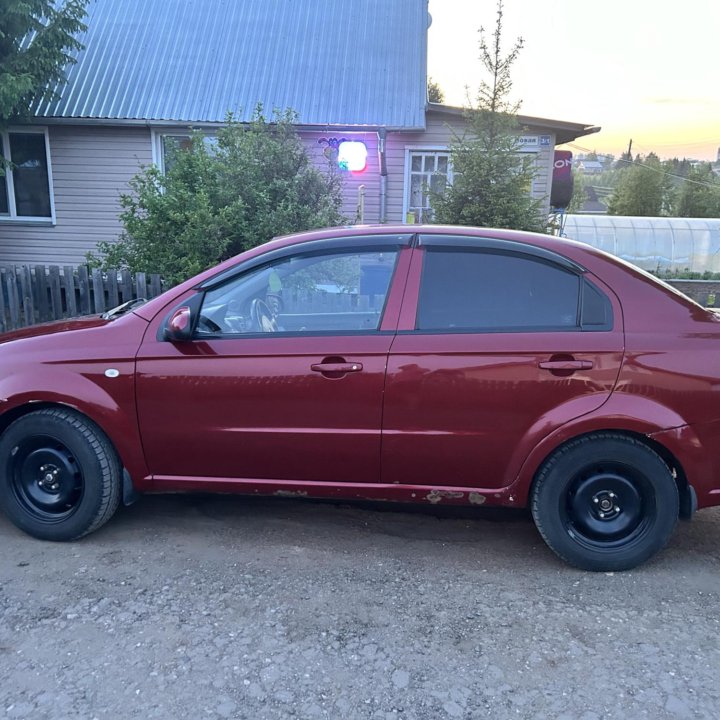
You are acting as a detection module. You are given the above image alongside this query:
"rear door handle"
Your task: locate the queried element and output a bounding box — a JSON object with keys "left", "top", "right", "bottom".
{"left": 538, "top": 359, "right": 594, "bottom": 370}
{"left": 311, "top": 362, "right": 364, "bottom": 373}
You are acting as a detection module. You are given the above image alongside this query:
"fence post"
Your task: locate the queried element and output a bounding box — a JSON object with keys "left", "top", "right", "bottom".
{"left": 48, "top": 266, "right": 62, "bottom": 319}
{"left": 106, "top": 270, "right": 119, "bottom": 309}
{"left": 119, "top": 270, "right": 133, "bottom": 303}
{"left": 5, "top": 268, "right": 20, "bottom": 330}
{"left": 63, "top": 266, "right": 77, "bottom": 318}
{"left": 19, "top": 266, "right": 35, "bottom": 327}
{"left": 34, "top": 264, "right": 49, "bottom": 322}
{"left": 91, "top": 268, "right": 106, "bottom": 313}
{"left": 135, "top": 272, "right": 146, "bottom": 300}
{"left": 149, "top": 275, "right": 162, "bottom": 298}
{"left": 77, "top": 266, "right": 91, "bottom": 315}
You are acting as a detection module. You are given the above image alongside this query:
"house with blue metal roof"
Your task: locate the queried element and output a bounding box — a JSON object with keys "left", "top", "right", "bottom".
{"left": 0, "top": 0, "right": 600, "bottom": 264}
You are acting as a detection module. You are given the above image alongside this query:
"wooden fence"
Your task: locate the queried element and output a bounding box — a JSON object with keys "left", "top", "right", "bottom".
{"left": 0, "top": 265, "right": 164, "bottom": 333}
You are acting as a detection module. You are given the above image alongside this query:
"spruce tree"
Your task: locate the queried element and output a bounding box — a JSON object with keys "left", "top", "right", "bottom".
{"left": 432, "top": 1, "right": 544, "bottom": 232}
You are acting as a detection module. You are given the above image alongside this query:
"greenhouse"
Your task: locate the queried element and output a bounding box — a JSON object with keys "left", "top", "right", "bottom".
{"left": 560, "top": 215, "right": 720, "bottom": 274}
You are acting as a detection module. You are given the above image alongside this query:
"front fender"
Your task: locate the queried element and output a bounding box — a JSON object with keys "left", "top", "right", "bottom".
{"left": 0, "top": 363, "right": 150, "bottom": 490}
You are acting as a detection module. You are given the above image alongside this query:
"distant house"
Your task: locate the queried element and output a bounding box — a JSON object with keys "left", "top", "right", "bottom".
{"left": 0, "top": 0, "right": 600, "bottom": 265}
{"left": 575, "top": 160, "right": 604, "bottom": 175}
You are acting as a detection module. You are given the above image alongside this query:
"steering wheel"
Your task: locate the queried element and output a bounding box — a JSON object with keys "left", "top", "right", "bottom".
{"left": 250, "top": 298, "right": 279, "bottom": 332}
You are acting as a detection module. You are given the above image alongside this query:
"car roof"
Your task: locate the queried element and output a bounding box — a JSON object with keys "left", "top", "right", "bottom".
{"left": 131, "top": 224, "right": 636, "bottom": 321}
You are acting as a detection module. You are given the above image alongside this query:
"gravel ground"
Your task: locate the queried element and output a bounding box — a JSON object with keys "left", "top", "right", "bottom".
{"left": 1, "top": 494, "right": 719, "bottom": 720}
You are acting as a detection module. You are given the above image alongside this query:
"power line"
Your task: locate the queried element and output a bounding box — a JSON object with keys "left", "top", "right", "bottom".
{"left": 631, "top": 139, "right": 718, "bottom": 158}
{"left": 567, "top": 142, "right": 720, "bottom": 190}
{"left": 640, "top": 137, "right": 720, "bottom": 149}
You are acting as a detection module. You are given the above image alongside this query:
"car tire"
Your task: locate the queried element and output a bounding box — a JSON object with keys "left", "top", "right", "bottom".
{"left": 0, "top": 408, "right": 122, "bottom": 541}
{"left": 531, "top": 433, "right": 679, "bottom": 571}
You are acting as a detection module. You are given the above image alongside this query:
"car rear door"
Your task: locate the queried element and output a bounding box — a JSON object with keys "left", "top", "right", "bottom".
{"left": 381, "top": 234, "right": 624, "bottom": 490}
{"left": 136, "top": 235, "right": 412, "bottom": 485}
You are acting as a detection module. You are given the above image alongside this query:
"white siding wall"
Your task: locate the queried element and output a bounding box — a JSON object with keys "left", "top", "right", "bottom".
{"left": 0, "top": 125, "right": 152, "bottom": 265}
{"left": 385, "top": 111, "right": 556, "bottom": 224}
{"left": 302, "top": 113, "right": 556, "bottom": 226}
{"left": 299, "top": 131, "right": 381, "bottom": 225}
{"left": 0, "top": 117, "right": 559, "bottom": 266}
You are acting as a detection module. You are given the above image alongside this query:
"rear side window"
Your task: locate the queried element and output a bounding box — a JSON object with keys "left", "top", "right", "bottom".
{"left": 417, "top": 249, "right": 586, "bottom": 332}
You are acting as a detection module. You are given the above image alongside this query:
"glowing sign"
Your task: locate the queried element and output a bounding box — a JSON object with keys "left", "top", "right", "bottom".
{"left": 337, "top": 141, "right": 368, "bottom": 172}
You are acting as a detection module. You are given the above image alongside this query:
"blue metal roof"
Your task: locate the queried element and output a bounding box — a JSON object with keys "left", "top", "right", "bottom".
{"left": 34, "top": 0, "right": 429, "bottom": 129}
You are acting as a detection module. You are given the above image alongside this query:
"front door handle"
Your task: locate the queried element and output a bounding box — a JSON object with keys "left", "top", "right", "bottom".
{"left": 311, "top": 362, "right": 363, "bottom": 374}
{"left": 538, "top": 359, "right": 594, "bottom": 371}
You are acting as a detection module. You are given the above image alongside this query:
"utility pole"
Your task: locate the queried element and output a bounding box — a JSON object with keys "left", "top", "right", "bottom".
{"left": 626, "top": 138, "right": 633, "bottom": 160}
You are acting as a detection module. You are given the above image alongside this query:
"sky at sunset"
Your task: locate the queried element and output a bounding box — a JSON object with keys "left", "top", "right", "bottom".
{"left": 427, "top": 0, "right": 719, "bottom": 161}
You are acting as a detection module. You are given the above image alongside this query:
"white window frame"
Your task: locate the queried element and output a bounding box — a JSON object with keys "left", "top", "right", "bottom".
{"left": 0, "top": 126, "right": 55, "bottom": 224}
{"left": 402, "top": 146, "right": 452, "bottom": 224}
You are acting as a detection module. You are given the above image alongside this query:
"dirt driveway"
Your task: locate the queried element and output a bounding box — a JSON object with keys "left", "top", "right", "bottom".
{"left": 1, "top": 495, "right": 719, "bottom": 719}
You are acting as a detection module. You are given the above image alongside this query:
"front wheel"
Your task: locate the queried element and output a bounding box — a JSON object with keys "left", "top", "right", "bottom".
{"left": 0, "top": 408, "right": 122, "bottom": 541}
{"left": 531, "top": 434, "right": 679, "bottom": 571}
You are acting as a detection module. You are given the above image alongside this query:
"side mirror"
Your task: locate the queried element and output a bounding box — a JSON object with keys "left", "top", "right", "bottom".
{"left": 163, "top": 305, "right": 194, "bottom": 342}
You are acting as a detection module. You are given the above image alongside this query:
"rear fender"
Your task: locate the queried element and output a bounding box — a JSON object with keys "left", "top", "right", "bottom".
{"left": 505, "top": 394, "right": 694, "bottom": 507}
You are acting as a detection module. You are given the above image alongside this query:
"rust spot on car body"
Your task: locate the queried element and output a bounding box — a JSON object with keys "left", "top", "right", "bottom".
{"left": 274, "top": 490, "right": 308, "bottom": 498}
{"left": 425, "top": 490, "right": 464, "bottom": 504}
{"left": 469, "top": 492, "right": 486, "bottom": 505}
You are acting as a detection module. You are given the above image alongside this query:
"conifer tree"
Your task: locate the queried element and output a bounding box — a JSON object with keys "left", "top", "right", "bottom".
{"left": 432, "top": 1, "right": 544, "bottom": 231}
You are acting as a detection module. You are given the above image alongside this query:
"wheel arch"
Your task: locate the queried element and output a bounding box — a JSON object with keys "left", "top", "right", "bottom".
{"left": 0, "top": 400, "right": 145, "bottom": 503}
{"left": 526, "top": 428, "right": 695, "bottom": 519}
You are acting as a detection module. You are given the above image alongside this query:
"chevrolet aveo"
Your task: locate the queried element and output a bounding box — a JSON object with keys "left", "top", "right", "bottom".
{"left": 1, "top": 225, "right": 719, "bottom": 571}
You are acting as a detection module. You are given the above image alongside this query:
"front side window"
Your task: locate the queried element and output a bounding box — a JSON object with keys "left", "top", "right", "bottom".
{"left": 417, "top": 249, "right": 586, "bottom": 332}
{"left": 199, "top": 248, "right": 400, "bottom": 335}
{"left": 405, "top": 151, "right": 451, "bottom": 223}
{"left": 0, "top": 130, "right": 53, "bottom": 219}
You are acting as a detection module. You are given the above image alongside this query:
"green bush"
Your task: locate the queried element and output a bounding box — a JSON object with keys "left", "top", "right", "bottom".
{"left": 93, "top": 109, "right": 345, "bottom": 286}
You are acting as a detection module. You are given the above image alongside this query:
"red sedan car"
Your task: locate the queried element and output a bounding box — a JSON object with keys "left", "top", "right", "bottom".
{"left": 0, "top": 225, "right": 718, "bottom": 571}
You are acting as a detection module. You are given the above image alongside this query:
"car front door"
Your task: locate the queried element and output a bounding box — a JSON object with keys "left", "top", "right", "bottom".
{"left": 136, "top": 236, "right": 412, "bottom": 486}
{"left": 381, "top": 234, "right": 624, "bottom": 490}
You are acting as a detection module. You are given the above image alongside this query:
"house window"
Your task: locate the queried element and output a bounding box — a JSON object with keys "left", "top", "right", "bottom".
{"left": 160, "top": 135, "right": 193, "bottom": 173}
{"left": 404, "top": 150, "right": 451, "bottom": 224}
{"left": 0, "top": 129, "right": 53, "bottom": 220}
{"left": 155, "top": 132, "right": 217, "bottom": 173}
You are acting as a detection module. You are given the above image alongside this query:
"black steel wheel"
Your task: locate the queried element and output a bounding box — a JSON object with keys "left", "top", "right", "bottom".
{"left": 531, "top": 433, "right": 679, "bottom": 571}
{"left": 0, "top": 408, "right": 122, "bottom": 541}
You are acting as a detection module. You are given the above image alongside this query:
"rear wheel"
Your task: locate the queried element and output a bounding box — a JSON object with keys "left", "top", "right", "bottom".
{"left": 531, "top": 434, "right": 679, "bottom": 571}
{"left": 0, "top": 408, "right": 121, "bottom": 541}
